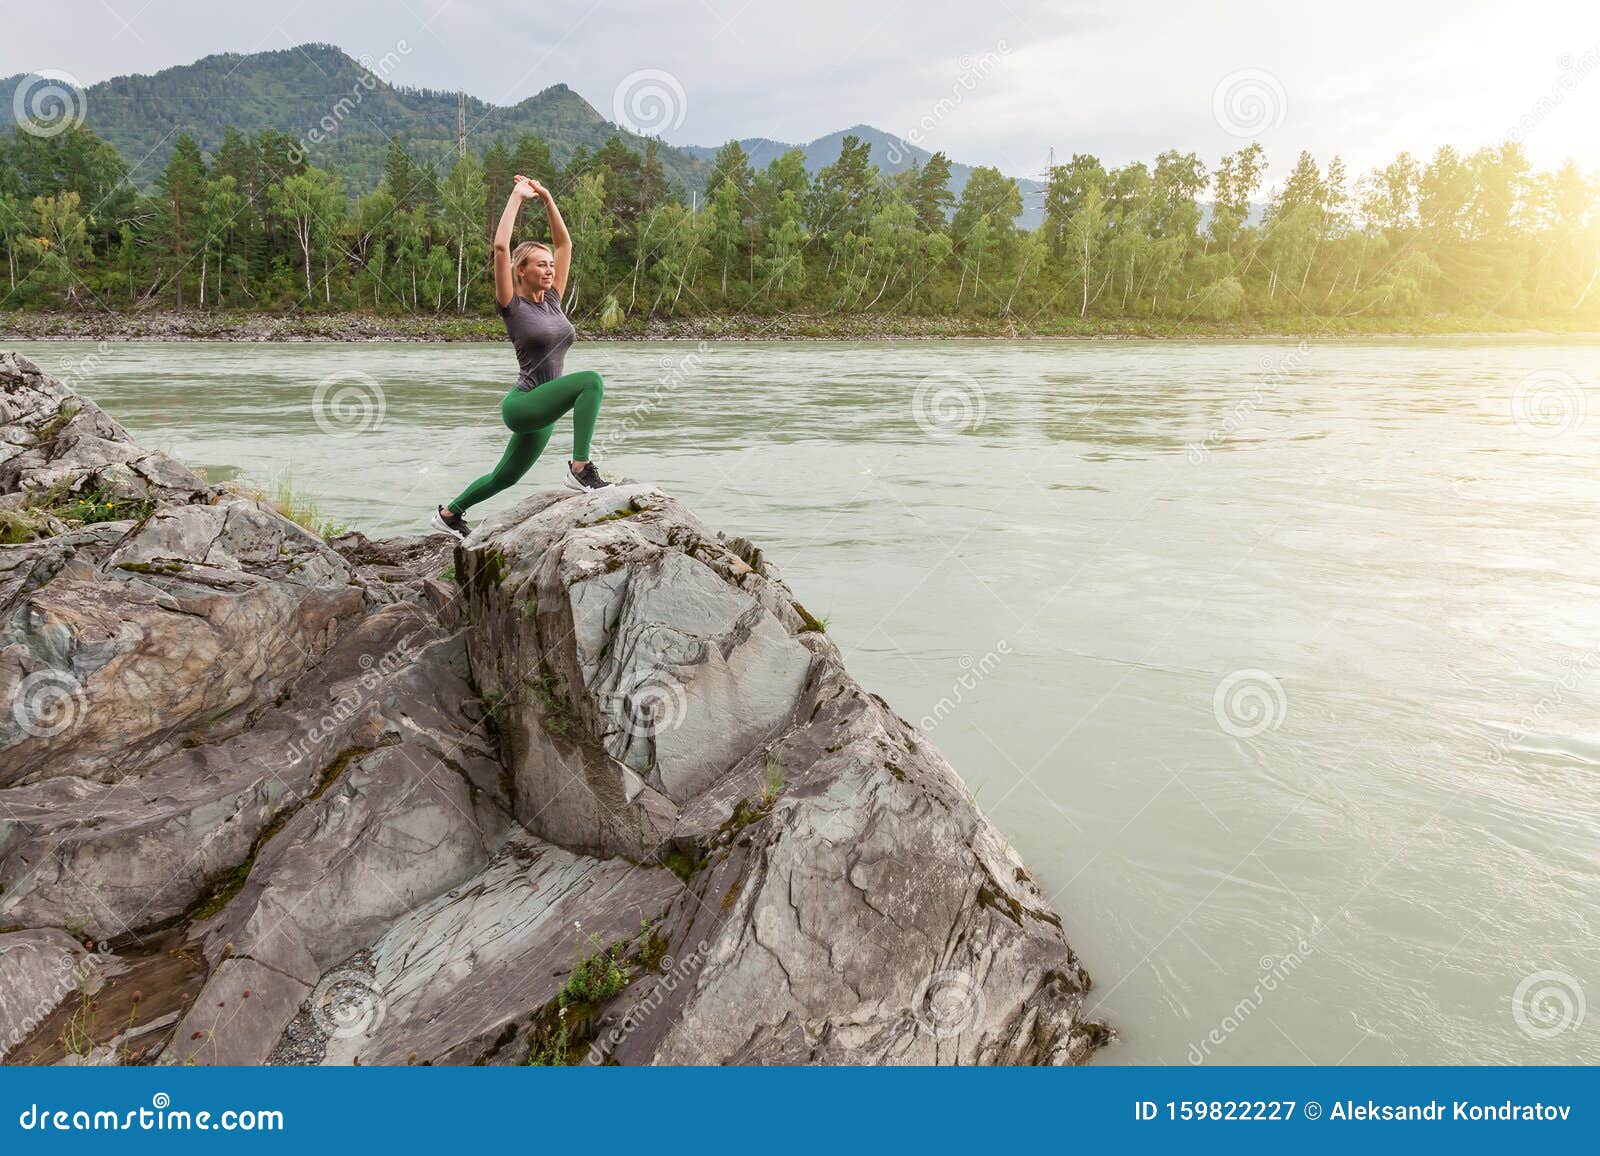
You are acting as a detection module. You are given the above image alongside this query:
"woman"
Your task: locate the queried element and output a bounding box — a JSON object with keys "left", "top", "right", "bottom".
{"left": 432, "top": 174, "right": 610, "bottom": 541}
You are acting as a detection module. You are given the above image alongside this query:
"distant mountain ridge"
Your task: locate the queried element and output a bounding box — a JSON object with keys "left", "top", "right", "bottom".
{"left": 2, "top": 45, "right": 1046, "bottom": 224}
{"left": 683, "top": 123, "right": 1048, "bottom": 228}
{"left": 0, "top": 44, "right": 708, "bottom": 191}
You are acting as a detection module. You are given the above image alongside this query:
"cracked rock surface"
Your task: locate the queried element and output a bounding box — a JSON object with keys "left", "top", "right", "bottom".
{"left": 0, "top": 352, "right": 1109, "bottom": 1066}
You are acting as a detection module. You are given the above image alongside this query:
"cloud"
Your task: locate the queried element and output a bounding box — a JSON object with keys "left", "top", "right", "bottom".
{"left": 5, "top": 0, "right": 1598, "bottom": 182}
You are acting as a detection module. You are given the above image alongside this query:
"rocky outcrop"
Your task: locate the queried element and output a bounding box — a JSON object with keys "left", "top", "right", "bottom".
{"left": 0, "top": 352, "right": 1109, "bottom": 1066}
{"left": 0, "top": 929, "right": 105, "bottom": 1061}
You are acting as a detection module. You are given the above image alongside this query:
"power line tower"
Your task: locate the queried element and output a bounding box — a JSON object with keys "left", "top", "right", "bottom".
{"left": 457, "top": 91, "right": 466, "bottom": 159}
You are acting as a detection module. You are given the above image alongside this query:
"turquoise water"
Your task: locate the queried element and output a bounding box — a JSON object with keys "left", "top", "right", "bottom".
{"left": 15, "top": 336, "right": 1600, "bottom": 1064}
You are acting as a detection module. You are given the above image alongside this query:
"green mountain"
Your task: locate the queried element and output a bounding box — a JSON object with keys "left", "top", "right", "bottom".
{"left": 2, "top": 46, "right": 1062, "bottom": 223}
{"left": 0, "top": 44, "right": 709, "bottom": 191}
{"left": 684, "top": 123, "right": 1049, "bottom": 228}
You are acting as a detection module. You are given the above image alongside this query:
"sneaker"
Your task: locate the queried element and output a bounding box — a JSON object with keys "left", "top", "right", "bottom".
{"left": 431, "top": 505, "right": 471, "bottom": 540}
{"left": 564, "top": 460, "right": 613, "bottom": 492}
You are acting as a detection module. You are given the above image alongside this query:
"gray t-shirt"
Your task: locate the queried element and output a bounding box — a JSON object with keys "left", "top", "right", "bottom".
{"left": 498, "top": 288, "right": 576, "bottom": 390}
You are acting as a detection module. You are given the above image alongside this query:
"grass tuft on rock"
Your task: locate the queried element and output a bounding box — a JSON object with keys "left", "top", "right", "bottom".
{"left": 792, "top": 600, "right": 827, "bottom": 633}
{"left": 530, "top": 661, "right": 582, "bottom": 739}
{"left": 23, "top": 482, "right": 155, "bottom": 530}
{"left": 241, "top": 471, "right": 347, "bottom": 539}
{"left": 559, "top": 933, "right": 630, "bottom": 1008}
{"left": 30, "top": 401, "right": 81, "bottom": 446}
{"left": 525, "top": 930, "right": 637, "bottom": 1066}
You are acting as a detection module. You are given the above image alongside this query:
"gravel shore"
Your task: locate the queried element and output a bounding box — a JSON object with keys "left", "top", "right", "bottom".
{"left": 6, "top": 309, "right": 1588, "bottom": 344}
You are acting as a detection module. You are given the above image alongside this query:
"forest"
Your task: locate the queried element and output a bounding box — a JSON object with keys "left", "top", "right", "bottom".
{"left": 2, "top": 121, "right": 1597, "bottom": 329}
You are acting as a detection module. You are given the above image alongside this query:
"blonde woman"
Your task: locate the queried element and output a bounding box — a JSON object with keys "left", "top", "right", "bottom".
{"left": 433, "top": 174, "right": 610, "bottom": 540}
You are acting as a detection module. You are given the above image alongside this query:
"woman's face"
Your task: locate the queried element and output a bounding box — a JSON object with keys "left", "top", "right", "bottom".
{"left": 519, "top": 250, "right": 556, "bottom": 292}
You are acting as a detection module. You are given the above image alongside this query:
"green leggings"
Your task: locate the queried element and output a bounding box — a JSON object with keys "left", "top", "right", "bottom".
{"left": 448, "top": 369, "right": 604, "bottom": 514}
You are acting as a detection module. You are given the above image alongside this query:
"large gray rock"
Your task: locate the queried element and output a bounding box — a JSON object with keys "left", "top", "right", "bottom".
{"left": 0, "top": 352, "right": 1110, "bottom": 1067}
{"left": 157, "top": 630, "right": 512, "bottom": 1066}
{"left": 0, "top": 605, "right": 474, "bottom": 940}
{"left": 457, "top": 486, "right": 1108, "bottom": 1064}
{"left": 0, "top": 350, "right": 207, "bottom": 510}
{"left": 457, "top": 486, "right": 814, "bottom": 860}
{"left": 0, "top": 351, "right": 377, "bottom": 790}
{"left": 0, "top": 502, "right": 369, "bottom": 787}
{"left": 311, "top": 833, "right": 681, "bottom": 1066}
{"left": 0, "top": 930, "right": 97, "bottom": 1061}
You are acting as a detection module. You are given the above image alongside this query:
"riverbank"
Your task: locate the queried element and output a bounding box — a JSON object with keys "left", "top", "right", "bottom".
{"left": 3, "top": 309, "right": 1595, "bottom": 343}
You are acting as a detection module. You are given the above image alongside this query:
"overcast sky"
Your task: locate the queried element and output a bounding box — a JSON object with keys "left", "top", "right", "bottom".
{"left": 6, "top": 0, "right": 1598, "bottom": 181}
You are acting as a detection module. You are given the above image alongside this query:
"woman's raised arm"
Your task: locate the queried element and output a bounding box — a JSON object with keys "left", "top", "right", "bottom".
{"left": 492, "top": 177, "right": 538, "bottom": 308}
{"left": 530, "top": 180, "right": 573, "bottom": 299}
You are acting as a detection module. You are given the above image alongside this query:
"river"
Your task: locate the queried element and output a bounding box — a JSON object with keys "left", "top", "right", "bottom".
{"left": 15, "top": 335, "right": 1599, "bottom": 1065}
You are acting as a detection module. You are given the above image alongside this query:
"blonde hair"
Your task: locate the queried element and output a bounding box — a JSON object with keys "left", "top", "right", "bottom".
{"left": 510, "top": 241, "right": 554, "bottom": 278}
